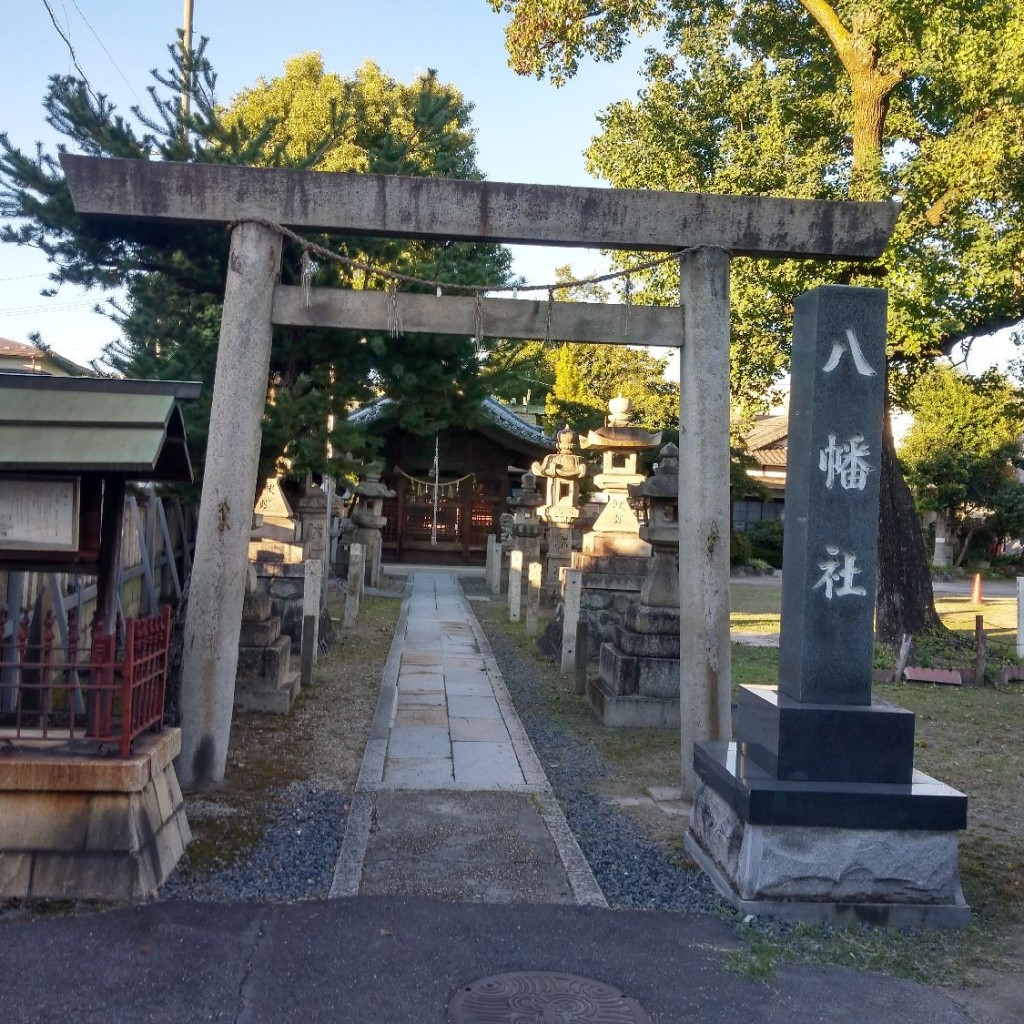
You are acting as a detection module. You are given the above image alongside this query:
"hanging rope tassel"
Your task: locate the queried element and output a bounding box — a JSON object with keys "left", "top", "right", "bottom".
{"left": 300, "top": 250, "right": 314, "bottom": 308}
{"left": 474, "top": 293, "right": 484, "bottom": 355}
{"left": 387, "top": 279, "right": 403, "bottom": 338}
{"left": 431, "top": 433, "right": 440, "bottom": 547}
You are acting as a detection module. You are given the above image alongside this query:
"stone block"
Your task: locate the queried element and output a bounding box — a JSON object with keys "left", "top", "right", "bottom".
{"left": 241, "top": 591, "right": 272, "bottom": 623}
{"left": 238, "top": 616, "right": 281, "bottom": 647}
{"left": 84, "top": 792, "right": 145, "bottom": 852}
{"left": 687, "top": 778, "right": 969, "bottom": 926}
{"left": 0, "top": 792, "right": 91, "bottom": 851}
{"left": 737, "top": 685, "right": 915, "bottom": 784}
{"left": 0, "top": 853, "right": 32, "bottom": 894}
{"left": 598, "top": 642, "right": 637, "bottom": 696}
{"left": 585, "top": 675, "right": 680, "bottom": 728}
{"left": 614, "top": 626, "right": 679, "bottom": 658}
{"left": 625, "top": 604, "right": 680, "bottom": 635}
{"left": 269, "top": 577, "right": 303, "bottom": 600}
{"left": 233, "top": 669, "right": 300, "bottom": 714}
{"left": 236, "top": 635, "right": 291, "bottom": 685}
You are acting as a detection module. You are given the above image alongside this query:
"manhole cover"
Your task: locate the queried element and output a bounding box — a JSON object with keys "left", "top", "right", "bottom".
{"left": 448, "top": 971, "right": 650, "bottom": 1023}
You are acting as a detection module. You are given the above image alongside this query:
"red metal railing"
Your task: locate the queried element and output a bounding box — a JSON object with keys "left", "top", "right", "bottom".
{"left": 0, "top": 605, "right": 172, "bottom": 758}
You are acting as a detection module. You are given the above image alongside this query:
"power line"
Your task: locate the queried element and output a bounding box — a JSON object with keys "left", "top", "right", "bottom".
{"left": 69, "top": 0, "right": 143, "bottom": 105}
{"left": 39, "top": 0, "right": 98, "bottom": 102}
{"left": 0, "top": 298, "right": 98, "bottom": 316}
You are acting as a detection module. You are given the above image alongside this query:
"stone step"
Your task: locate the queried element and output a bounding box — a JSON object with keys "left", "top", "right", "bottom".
{"left": 238, "top": 616, "right": 281, "bottom": 647}
{"left": 234, "top": 670, "right": 300, "bottom": 714}
{"left": 236, "top": 635, "right": 291, "bottom": 684}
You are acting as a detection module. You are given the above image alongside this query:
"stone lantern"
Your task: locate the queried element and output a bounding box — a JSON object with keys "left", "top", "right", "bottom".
{"left": 508, "top": 470, "right": 544, "bottom": 565}
{"left": 590, "top": 442, "right": 682, "bottom": 728}
{"left": 351, "top": 466, "right": 395, "bottom": 588}
{"left": 579, "top": 395, "right": 661, "bottom": 557}
{"left": 532, "top": 425, "right": 587, "bottom": 584}
{"left": 630, "top": 443, "right": 680, "bottom": 608}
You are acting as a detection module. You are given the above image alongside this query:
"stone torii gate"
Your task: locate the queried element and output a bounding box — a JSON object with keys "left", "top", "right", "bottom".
{"left": 61, "top": 155, "right": 898, "bottom": 789}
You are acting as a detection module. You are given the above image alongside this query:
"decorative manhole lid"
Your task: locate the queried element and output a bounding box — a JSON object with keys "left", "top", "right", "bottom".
{"left": 448, "top": 971, "right": 651, "bottom": 1023}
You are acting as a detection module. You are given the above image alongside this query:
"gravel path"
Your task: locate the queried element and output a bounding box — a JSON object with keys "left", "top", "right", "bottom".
{"left": 476, "top": 613, "right": 728, "bottom": 916}
{"left": 160, "top": 576, "right": 725, "bottom": 914}
{"left": 161, "top": 782, "right": 348, "bottom": 903}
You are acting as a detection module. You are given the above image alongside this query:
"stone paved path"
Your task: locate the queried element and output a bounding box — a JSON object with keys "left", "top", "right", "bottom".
{"left": 382, "top": 573, "right": 542, "bottom": 789}
{"left": 330, "top": 571, "right": 605, "bottom": 905}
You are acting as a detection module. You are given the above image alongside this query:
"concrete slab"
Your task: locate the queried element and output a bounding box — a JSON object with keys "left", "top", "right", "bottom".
{"left": 447, "top": 695, "right": 502, "bottom": 719}
{"left": 396, "top": 691, "right": 446, "bottom": 707}
{"left": 449, "top": 718, "right": 513, "bottom": 743}
{"left": 382, "top": 757, "right": 454, "bottom": 787}
{"left": 387, "top": 727, "right": 451, "bottom": 760}
{"left": 452, "top": 742, "right": 525, "bottom": 788}
{"left": 360, "top": 792, "right": 572, "bottom": 902}
{"left": 393, "top": 706, "right": 448, "bottom": 729}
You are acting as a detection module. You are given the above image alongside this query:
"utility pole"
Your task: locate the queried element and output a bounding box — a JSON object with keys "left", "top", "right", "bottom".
{"left": 181, "top": 0, "right": 194, "bottom": 121}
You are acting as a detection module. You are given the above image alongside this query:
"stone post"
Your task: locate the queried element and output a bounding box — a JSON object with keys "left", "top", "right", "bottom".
{"left": 344, "top": 542, "right": 364, "bottom": 628}
{"left": 526, "top": 562, "right": 542, "bottom": 636}
{"left": 178, "top": 221, "right": 282, "bottom": 788}
{"left": 1018, "top": 577, "right": 1024, "bottom": 660}
{"left": 486, "top": 535, "right": 501, "bottom": 595}
{"left": 300, "top": 558, "right": 322, "bottom": 689}
{"left": 561, "top": 568, "right": 583, "bottom": 674}
{"left": 677, "top": 247, "right": 732, "bottom": 799}
{"left": 508, "top": 550, "right": 523, "bottom": 622}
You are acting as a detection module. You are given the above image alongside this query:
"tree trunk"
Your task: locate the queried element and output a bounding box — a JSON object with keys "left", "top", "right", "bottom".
{"left": 876, "top": 410, "right": 945, "bottom": 644}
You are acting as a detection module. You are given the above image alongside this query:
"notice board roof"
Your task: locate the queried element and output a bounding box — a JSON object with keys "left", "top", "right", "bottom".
{"left": 0, "top": 373, "right": 202, "bottom": 482}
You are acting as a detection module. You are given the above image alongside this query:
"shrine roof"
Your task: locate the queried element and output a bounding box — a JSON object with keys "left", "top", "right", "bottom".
{"left": 349, "top": 396, "right": 553, "bottom": 457}
{"left": 0, "top": 373, "right": 202, "bottom": 482}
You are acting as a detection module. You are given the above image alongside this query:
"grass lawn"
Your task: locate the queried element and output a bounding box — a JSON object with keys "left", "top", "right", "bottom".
{"left": 475, "top": 579, "right": 1024, "bottom": 989}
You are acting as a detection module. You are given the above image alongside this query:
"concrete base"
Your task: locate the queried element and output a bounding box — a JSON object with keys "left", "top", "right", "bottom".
{"left": 0, "top": 729, "right": 191, "bottom": 901}
{"left": 235, "top": 670, "right": 301, "bottom": 713}
{"left": 585, "top": 674, "right": 680, "bottom": 728}
{"left": 686, "top": 780, "right": 970, "bottom": 928}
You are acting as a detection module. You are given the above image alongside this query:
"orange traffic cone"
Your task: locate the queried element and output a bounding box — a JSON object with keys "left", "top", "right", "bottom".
{"left": 971, "top": 572, "right": 983, "bottom": 605}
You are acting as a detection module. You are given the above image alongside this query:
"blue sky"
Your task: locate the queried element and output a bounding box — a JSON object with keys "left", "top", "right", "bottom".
{"left": 1, "top": 1, "right": 1016, "bottom": 376}
{"left": 1, "top": 1, "right": 651, "bottom": 366}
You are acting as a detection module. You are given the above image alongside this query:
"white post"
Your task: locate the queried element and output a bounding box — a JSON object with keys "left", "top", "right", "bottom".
{"left": 178, "top": 221, "right": 282, "bottom": 788}
{"left": 526, "top": 561, "right": 542, "bottom": 636}
{"left": 508, "top": 550, "right": 523, "bottom": 622}
{"left": 300, "top": 559, "right": 323, "bottom": 688}
{"left": 561, "top": 568, "right": 583, "bottom": 674}
{"left": 1017, "top": 576, "right": 1024, "bottom": 659}
{"left": 678, "top": 247, "right": 732, "bottom": 799}
{"left": 345, "top": 542, "right": 364, "bottom": 628}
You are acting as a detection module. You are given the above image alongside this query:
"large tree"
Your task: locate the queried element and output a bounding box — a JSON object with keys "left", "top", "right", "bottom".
{"left": 1, "top": 43, "right": 511, "bottom": 490}
{"left": 900, "top": 365, "right": 1024, "bottom": 567}
{"left": 488, "top": 0, "right": 1024, "bottom": 640}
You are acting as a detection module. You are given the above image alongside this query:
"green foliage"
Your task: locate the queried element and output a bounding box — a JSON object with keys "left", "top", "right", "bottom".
{"left": 900, "top": 365, "right": 1024, "bottom": 565}
{"left": 744, "top": 518, "right": 785, "bottom": 568}
{"left": 488, "top": 1, "right": 1024, "bottom": 409}
{"left": 486, "top": 264, "right": 680, "bottom": 434}
{"left": 730, "top": 530, "right": 752, "bottom": 566}
{"left": 1, "top": 39, "right": 511, "bottom": 490}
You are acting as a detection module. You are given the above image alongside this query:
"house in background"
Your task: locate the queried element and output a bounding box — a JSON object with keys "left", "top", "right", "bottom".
{"left": 348, "top": 397, "right": 552, "bottom": 565}
{"left": 0, "top": 337, "right": 90, "bottom": 377}
{"left": 735, "top": 413, "right": 787, "bottom": 530}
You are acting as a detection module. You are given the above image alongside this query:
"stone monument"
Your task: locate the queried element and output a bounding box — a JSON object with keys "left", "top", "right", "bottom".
{"left": 591, "top": 444, "right": 682, "bottom": 727}
{"left": 686, "top": 285, "right": 969, "bottom": 927}
{"left": 532, "top": 425, "right": 587, "bottom": 590}
{"left": 351, "top": 466, "right": 395, "bottom": 588}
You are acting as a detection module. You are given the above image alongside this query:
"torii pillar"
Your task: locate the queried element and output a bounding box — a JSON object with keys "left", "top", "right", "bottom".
{"left": 178, "top": 222, "right": 282, "bottom": 786}
{"left": 60, "top": 153, "right": 898, "bottom": 791}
